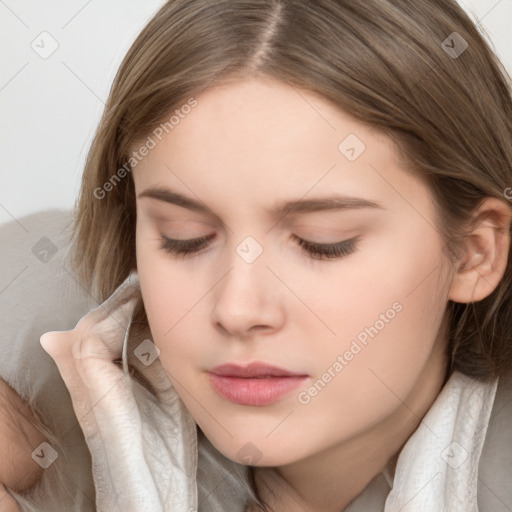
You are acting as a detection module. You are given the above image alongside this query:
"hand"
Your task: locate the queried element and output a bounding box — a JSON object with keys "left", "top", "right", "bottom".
{"left": 40, "top": 272, "right": 198, "bottom": 512}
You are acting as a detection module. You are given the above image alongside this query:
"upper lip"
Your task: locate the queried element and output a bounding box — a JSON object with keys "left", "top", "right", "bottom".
{"left": 209, "top": 362, "right": 308, "bottom": 378}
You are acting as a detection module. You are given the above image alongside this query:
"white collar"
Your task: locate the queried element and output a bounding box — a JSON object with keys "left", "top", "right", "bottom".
{"left": 383, "top": 370, "right": 499, "bottom": 511}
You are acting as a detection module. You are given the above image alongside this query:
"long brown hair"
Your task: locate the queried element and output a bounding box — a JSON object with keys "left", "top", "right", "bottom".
{"left": 71, "top": 0, "right": 512, "bottom": 387}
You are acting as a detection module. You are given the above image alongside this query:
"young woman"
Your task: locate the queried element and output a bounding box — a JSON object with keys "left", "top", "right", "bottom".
{"left": 3, "top": 0, "right": 512, "bottom": 510}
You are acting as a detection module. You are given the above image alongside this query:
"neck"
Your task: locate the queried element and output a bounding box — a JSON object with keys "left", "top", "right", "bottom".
{"left": 252, "top": 331, "right": 450, "bottom": 512}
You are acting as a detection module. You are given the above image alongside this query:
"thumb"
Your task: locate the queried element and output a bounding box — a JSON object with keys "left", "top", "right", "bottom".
{"left": 40, "top": 329, "right": 74, "bottom": 360}
{"left": 40, "top": 330, "right": 99, "bottom": 434}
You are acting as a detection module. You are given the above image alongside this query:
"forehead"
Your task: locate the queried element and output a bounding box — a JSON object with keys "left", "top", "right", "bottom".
{"left": 131, "top": 76, "right": 429, "bottom": 219}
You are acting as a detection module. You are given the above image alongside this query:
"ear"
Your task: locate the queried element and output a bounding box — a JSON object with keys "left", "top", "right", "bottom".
{"left": 448, "top": 197, "right": 512, "bottom": 303}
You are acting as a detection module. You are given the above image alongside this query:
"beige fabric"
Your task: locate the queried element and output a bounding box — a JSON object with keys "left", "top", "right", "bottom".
{"left": 0, "top": 209, "right": 510, "bottom": 511}
{"left": 477, "top": 369, "right": 512, "bottom": 511}
{"left": 0, "top": 209, "right": 98, "bottom": 511}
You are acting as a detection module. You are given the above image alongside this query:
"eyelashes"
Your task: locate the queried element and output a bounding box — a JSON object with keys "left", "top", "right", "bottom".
{"left": 290, "top": 234, "right": 358, "bottom": 260}
{"left": 160, "top": 233, "right": 216, "bottom": 257}
{"left": 159, "top": 233, "right": 359, "bottom": 261}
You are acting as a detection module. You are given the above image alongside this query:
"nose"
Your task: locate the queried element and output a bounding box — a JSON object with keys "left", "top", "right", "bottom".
{"left": 211, "top": 240, "right": 285, "bottom": 339}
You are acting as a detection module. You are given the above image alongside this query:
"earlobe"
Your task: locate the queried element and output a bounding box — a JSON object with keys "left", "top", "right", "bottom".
{"left": 448, "top": 197, "right": 512, "bottom": 304}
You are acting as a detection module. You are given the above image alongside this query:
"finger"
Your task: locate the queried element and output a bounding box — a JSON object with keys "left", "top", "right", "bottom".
{"left": 41, "top": 329, "right": 152, "bottom": 503}
{"left": 40, "top": 330, "right": 97, "bottom": 436}
{"left": 39, "top": 274, "right": 140, "bottom": 438}
{"left": 82, "top": 272, "right": 141, "bottom": 334}
{"left": 78, "top": 295, "right": 140, "bottom": 360}
{"left": 73, "top": 334, "right": 125, "bottom": 387}
{"left": 40, "top": 330, "right": 153, "bottom": 508}
{"left": 40, "top": 329, "right": 131, "bottom": 443}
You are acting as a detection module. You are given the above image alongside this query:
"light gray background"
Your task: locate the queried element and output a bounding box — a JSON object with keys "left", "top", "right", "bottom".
{"left": 1, "top": 0, "right": 511, "bottom": 226}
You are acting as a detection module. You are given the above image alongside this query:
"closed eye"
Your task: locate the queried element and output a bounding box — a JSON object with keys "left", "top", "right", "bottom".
{"left": 160, "top": 233, "right": 359, "bottom": 260}
{"left": 160, "top": 233, "right": 216, "bottom": 257}
{"left": 290, "top": 234, "right": 358, "bottom": 260}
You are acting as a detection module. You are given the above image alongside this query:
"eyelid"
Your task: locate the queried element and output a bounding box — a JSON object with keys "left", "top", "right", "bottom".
{"left": 159, "top": 232, "right": 359, "bottom": 261}
{"left": 160, "top": 233, "right": 215, "bottom": 255}
{"left": 290, "top": 234, "right": 359, "bottom": 260}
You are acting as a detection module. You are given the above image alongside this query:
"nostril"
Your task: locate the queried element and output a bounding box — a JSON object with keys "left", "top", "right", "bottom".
{"left": 250, "top": 325, "right": 271, "bottom": 332}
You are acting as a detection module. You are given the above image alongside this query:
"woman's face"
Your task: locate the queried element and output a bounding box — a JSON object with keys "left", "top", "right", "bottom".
{"left": 133, "top": 76, "right": 454, "bottom": 466}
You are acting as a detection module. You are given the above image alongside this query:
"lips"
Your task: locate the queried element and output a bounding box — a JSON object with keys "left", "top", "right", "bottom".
{"left": 208, "top": 362, "right": 309, "bottom": 406}
{"left": 209, "top": 362, "right": 307, "bottom": 378}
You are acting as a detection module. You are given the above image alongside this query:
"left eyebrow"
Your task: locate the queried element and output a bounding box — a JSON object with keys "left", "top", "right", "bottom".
{"left": 137, "top": 186, "right": 384, "bottom": 218}
{"left": 138, "top": 187, "right": 214, "bottom": 215}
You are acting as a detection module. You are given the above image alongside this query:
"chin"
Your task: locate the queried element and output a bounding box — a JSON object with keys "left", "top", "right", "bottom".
{"left": 201, "top": 429, "right": 299, "bottom": 467}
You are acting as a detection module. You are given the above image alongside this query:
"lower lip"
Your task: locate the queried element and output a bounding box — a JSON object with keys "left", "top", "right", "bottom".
{"left": 208, "top": 374, "right": 308, "bottom": 406}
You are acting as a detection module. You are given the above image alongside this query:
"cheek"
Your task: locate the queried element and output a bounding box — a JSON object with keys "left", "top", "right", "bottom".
{"left": 136, "top": 234, "right": 210, "bottom": 372}
{"left": 306, "top": 232, "right": 451, "bottom": 423}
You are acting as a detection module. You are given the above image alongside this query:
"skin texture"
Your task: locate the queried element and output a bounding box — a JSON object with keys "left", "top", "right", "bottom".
{"left": 0, "top": 483, "right": 20, "bottom": 512}
{"left": 132, "top": 76, "right": 512, "bottom": 511}
{"left": 0, "top": 378, "right": 47, "bottom": 512}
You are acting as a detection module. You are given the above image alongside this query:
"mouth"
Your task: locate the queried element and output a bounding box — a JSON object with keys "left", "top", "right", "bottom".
{"left": 208, "top": 362, "right": 309, "bottom": 406}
